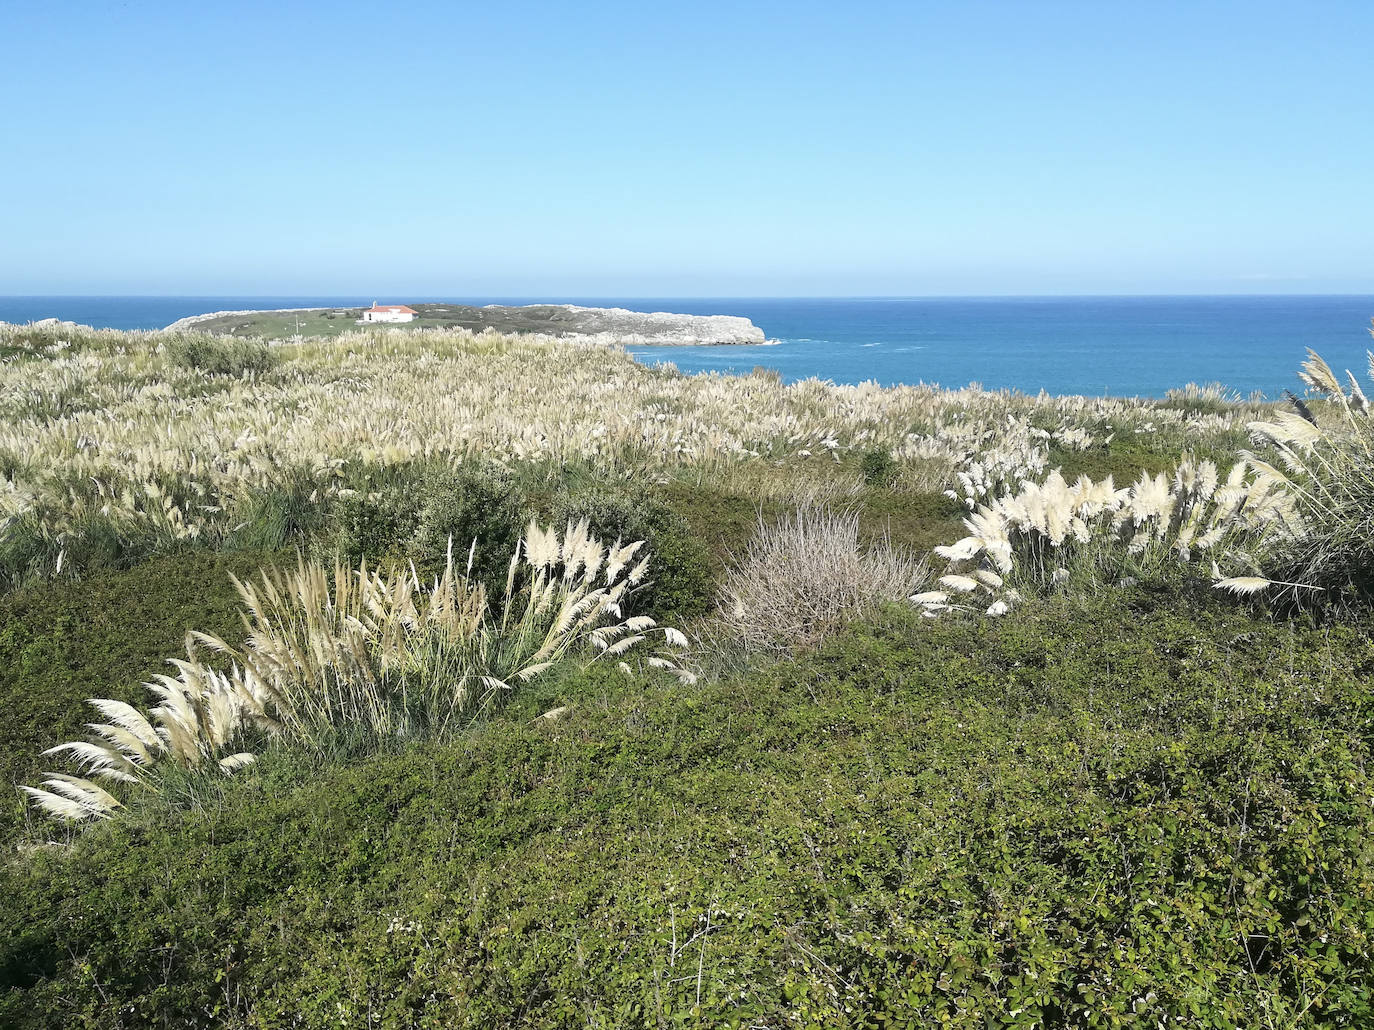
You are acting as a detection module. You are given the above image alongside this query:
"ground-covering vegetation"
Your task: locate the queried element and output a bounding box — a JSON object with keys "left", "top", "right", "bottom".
{"left": 2, "top": 319, "right": 1372, "bottom": 1026}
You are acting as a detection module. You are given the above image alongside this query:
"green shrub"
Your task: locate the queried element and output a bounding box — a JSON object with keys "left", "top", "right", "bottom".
{"left": 656, "top": 481, "right": 767, "bottom": 568}
{"left": 320, "top": 485, "right": 422, "bottom": 567}
{"left": 547, "top": 487, "right": 715, "bottom": 620}
{"left": 1045, "top": 436, "right": 1175, "bottom": 483}
{"left": 411, "top": 464, "right": 523, "bottom": 596}
{"left": 2, "top": 595, "right": 1371, "bottom": 1026}
{"left": 859, "top": 487, "right": 966, "bottom": 555}
{"left": 860, "top": 446, "right": 899, "bottom": 486}
{"left": 164, "top": 333, "right": 276, "bottom": 376}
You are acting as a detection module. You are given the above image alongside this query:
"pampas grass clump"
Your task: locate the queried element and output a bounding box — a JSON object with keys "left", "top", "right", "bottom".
{"left": 1240, "top": 343, "right": 1374, "bottom": 602}
{"left": 196, "top": 518, "right": 692, "bottom": 745}
{"left": 722, "top": 505, "right": 927, "bottom": 654}
{"left": 22, "top": 520, "right": 691, "bottom": 821}
{"left": 919, "top": 456, "right": 1298, "bottom": 615}
{"left": 20, "top": 657, "right": 268, "bottom": 822}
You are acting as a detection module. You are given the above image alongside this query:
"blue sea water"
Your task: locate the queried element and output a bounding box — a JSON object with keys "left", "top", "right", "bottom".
{"left": 2, "top": 295, "right": 1372, "bottom": 399}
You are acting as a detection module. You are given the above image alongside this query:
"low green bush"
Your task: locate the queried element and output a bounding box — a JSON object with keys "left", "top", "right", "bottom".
{"left": 655, "top": 480, "right": 767, "bottom": 569}
{"left": 1046, "top": 437, "right": 1174, "bottom": 483}
{"left": 547, "top": 487, "right": 715, "bottom": 620}
{"left": 318, "top": 484, "right": 422, "bottom": 568}
{"left": 860, "top": 447, "right": 899, "bottom": 486}
{"left": 411, "top": 464, "right": 524, "bottom": 597}
{"left": 2, "top": 594, "right": 1371, "bottom": 1026}
{"left": 164, "top": 334, "right": 277, "bottom": 376}
{"left": 859, "top": 487, "right": 965, "bottom": 555}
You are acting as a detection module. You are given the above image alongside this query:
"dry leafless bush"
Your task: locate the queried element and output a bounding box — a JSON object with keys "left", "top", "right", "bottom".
{"left": 721, "top": 504, "right": 927, "bottom": 654}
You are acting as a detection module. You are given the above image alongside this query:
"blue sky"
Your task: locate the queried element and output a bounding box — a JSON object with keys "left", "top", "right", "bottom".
{"left": 3, "top": 0, "right": 1371, "bottom": 296}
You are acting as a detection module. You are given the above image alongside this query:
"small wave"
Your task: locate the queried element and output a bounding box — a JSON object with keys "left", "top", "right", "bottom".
{"left": 861, "top": 342, "right": 882, "bottom": 348}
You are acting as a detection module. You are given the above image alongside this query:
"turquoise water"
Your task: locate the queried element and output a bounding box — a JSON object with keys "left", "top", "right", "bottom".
{"left": 3, "top": 295, "right": 1371, "bottom": 398}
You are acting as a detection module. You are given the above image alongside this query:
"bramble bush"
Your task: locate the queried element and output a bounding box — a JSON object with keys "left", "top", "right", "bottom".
{"left": 410, "top": 464, "right": 524, "bottom": 597}
{"left": 4, "top": 593, "right": 1369, "bottom": 1027}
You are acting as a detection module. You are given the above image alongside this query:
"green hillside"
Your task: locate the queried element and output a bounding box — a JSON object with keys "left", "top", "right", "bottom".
{"left": 1, "top": 321, "right": 1371, "bottom": 1027}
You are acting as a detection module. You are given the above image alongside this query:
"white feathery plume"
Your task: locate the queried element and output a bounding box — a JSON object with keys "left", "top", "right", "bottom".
{"left": 939, "top": 574, "right": 980, "bottom": 593}
{"left": 218, "top": 752, "right": 257, "bottom": 774}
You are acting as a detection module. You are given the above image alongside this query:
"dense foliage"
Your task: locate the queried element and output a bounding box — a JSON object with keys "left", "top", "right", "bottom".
{"left": 0, "top": 550, "right": 281, "bottom": 840}
{"left": 164, "top": 334, "right": 277, "bottom": 376}
{"left": 2, "top": 596, "right": 1371, "bottom": 1026}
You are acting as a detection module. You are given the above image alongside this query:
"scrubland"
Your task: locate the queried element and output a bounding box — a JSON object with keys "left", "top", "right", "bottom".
{"left": 1, "top": 321, "right": 1371, "bottom": 1027}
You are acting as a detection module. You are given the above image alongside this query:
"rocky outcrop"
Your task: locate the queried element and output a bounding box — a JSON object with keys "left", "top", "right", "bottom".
{"left": 1, "top": 318, "right": 91, "bottom": 330}
{"left": 521, "top": 305, "right": 766, "bottom": 346}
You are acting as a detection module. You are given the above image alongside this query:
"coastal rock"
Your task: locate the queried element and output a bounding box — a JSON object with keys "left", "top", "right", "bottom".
{"left": 528, "top": 305, "right": 766, "bottom": 346}
{"left": 1, "top": 317, "right": 90, "bottom": 330}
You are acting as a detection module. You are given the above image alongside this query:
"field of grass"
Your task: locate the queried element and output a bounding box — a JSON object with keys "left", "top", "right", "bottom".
{"left": 188, "top": 308, "right": 370, "bottom": 338}
{"left": 1, "top": 320, "right": 1372, "bottom": 1026}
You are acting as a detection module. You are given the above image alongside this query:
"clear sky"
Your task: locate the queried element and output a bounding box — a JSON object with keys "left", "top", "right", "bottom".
{"left": 3, "top": 0, "right": 1371, "bottom": 296}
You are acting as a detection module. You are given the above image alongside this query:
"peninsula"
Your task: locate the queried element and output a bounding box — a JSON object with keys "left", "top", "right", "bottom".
{"left": 165, "top": 302, "right": 767, "bottom": 345}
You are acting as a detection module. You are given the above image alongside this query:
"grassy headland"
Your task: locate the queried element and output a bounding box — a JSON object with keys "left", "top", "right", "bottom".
{"left": 176, "top": 302, "right": 763, "bottom": 343}
{"left": 0, "top": 321, "right": 1371, "bottom": 1026}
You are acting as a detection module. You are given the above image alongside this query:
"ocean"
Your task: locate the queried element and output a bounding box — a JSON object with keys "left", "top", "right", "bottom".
{"left": 3, "top": 295, "right": 1372, "bottom": 399}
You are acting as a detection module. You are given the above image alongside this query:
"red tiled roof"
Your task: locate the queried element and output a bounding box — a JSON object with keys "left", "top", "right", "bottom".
{"left": 370, "top": 304, "right": 417, "bottom": 313}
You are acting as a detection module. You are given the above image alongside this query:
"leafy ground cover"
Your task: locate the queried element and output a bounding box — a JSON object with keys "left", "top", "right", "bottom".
{"left": 2, "top": 594, "right": 1370, "bottom": 1027}
{"left": 0, "top": 550, "right": 282, "bottom": 841}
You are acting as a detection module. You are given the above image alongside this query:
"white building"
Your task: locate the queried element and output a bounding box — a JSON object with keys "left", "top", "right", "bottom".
{"left": 359, "top": 303, "right": 418, "bottom": 324}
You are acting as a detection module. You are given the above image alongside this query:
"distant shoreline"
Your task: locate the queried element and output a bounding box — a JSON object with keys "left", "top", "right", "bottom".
{"left": 2, "top": 296, "right": 1367, "bottom": 397}
{"left": 163, "top": 302, "right": 769, "bottom": 347}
